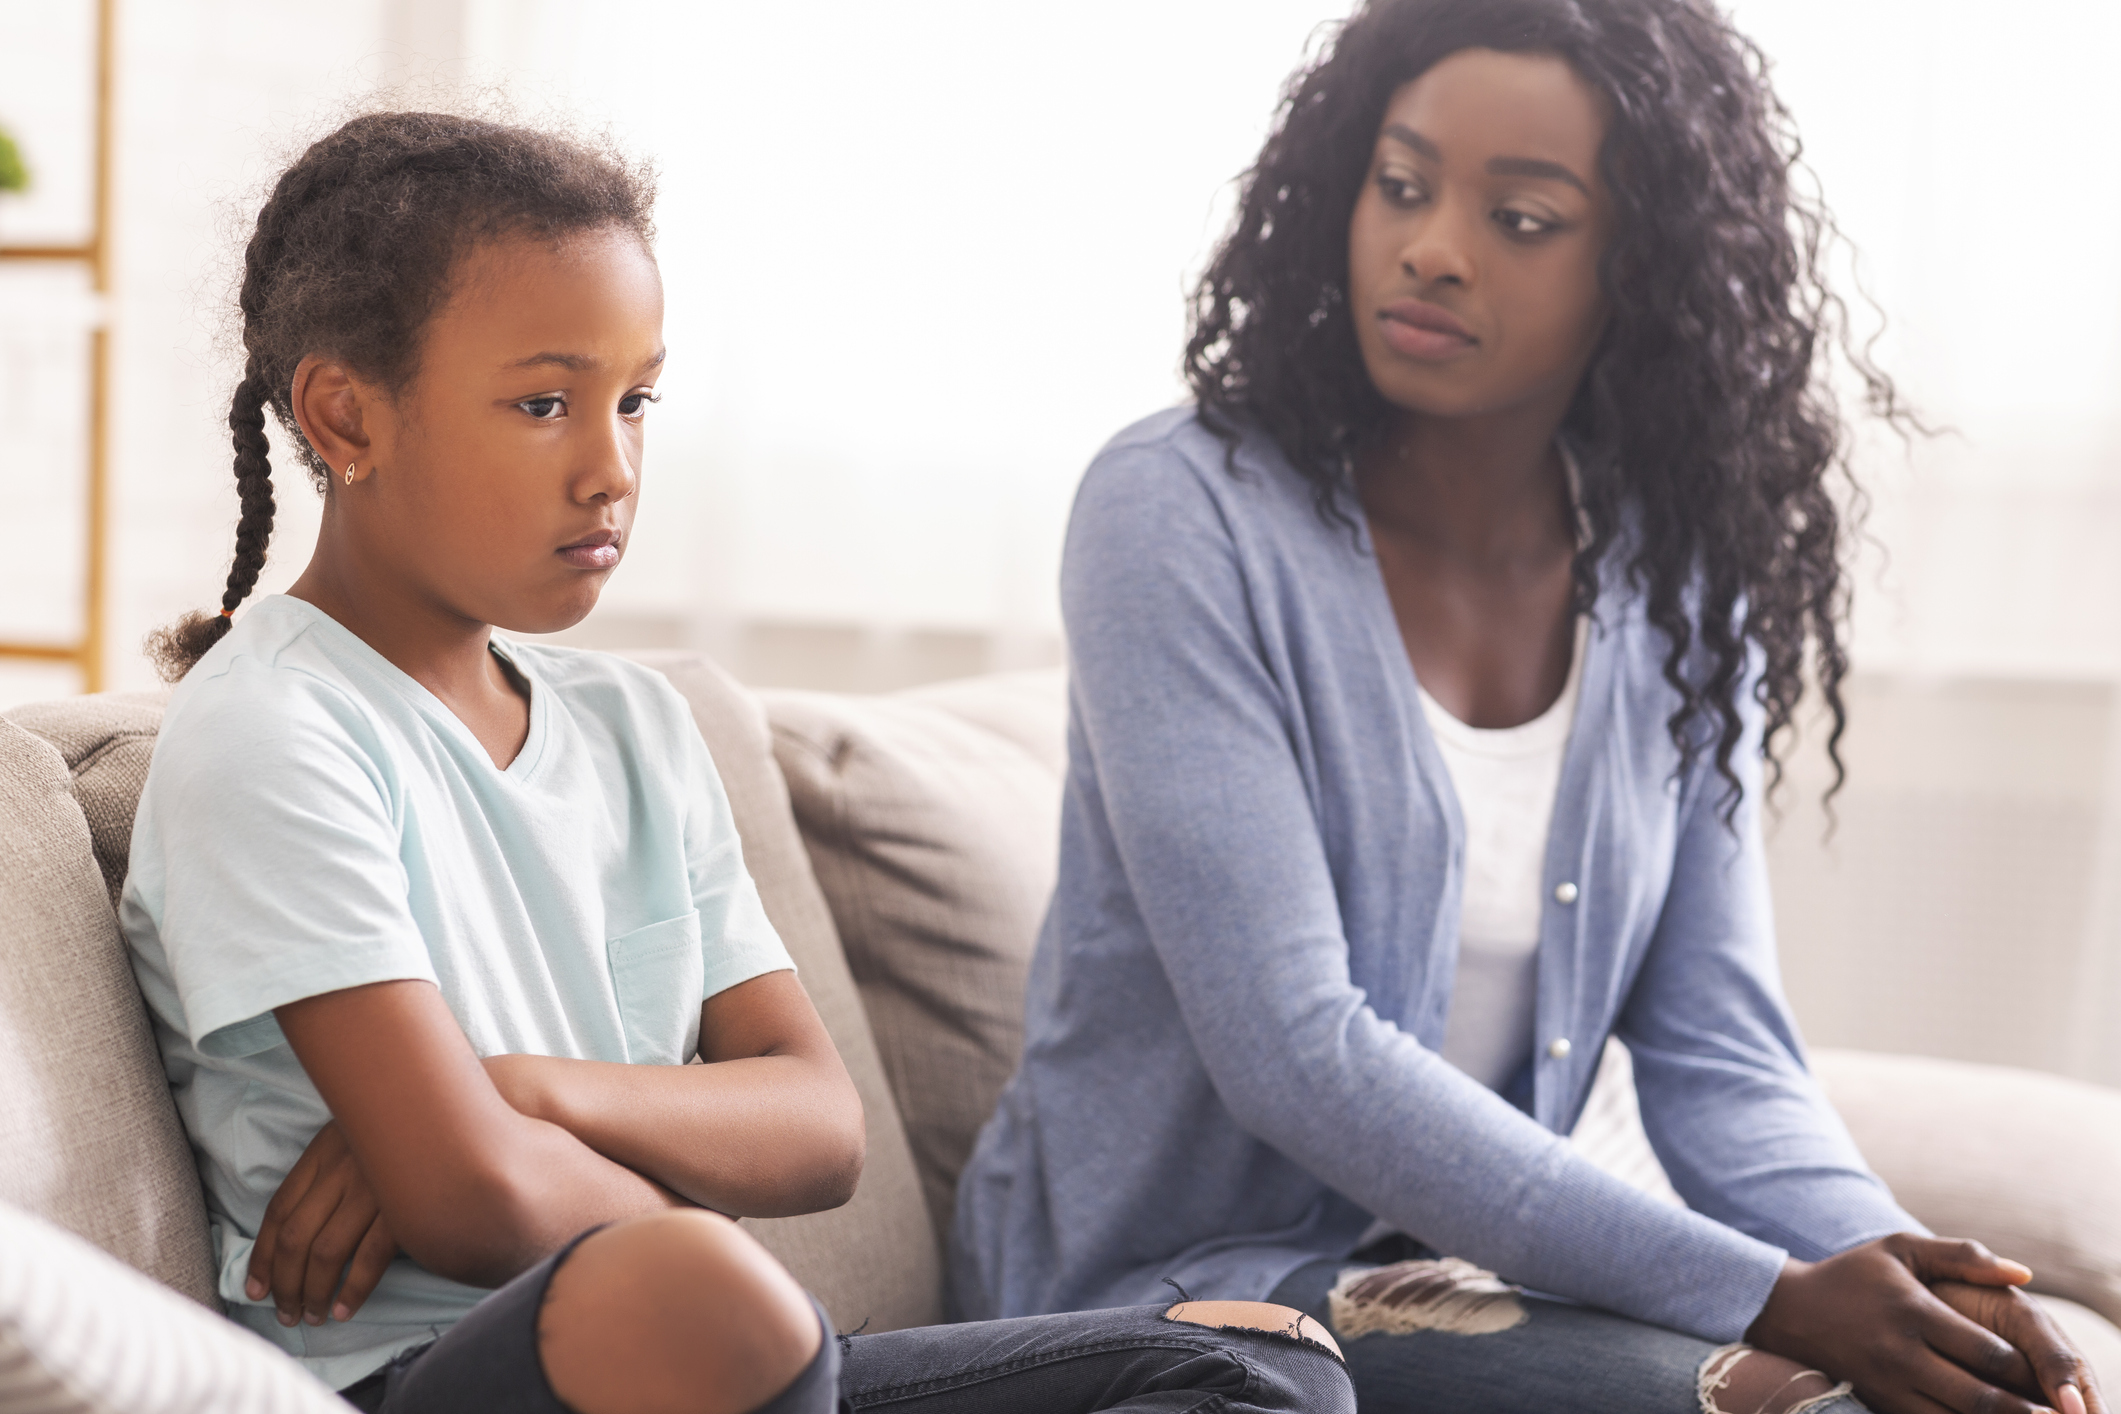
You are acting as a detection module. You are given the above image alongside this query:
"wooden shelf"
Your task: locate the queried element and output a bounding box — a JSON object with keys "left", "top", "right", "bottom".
{"left": 0, "top": 0, "right": 113, "bottom": 690}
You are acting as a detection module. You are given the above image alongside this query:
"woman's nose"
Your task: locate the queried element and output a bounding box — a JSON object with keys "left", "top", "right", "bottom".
{"left": 1401, "top": 198, "right": 1477, "bottom": 288}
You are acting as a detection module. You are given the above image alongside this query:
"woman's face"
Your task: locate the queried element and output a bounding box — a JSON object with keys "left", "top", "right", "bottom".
{"left": 1346, "top": 48, "right": 1614, "bottom": 425}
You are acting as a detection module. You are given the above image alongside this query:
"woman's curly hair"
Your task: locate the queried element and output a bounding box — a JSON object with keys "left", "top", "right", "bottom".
{"left": 1187, "top": 0, "right": 1911, "bottom": 808}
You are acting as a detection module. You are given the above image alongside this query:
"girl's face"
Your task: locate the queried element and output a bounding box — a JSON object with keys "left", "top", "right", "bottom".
{"left": 341, "top": 226, "right": 665, "bottom": 635}
{"left": 1346, "top": 48, "right": 1613, "bottom": 426}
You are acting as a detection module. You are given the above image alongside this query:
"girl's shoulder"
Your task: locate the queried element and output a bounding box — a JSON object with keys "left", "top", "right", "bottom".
{"left": 491, "top": 641, "right": 702, "bottom": 752}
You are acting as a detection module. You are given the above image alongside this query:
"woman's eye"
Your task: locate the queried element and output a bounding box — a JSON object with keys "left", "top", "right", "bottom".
{"left": 1495, "top": 208, "right": 1557, "bottom": 237}
{"left": 619, "top": 390, "right": 662, "bottom": 418}
{"left": 517, "top": 396, "right": 566, "bottom": 420}
{"left": 1377, "top": 175, "right": 1424, "bottom": 206}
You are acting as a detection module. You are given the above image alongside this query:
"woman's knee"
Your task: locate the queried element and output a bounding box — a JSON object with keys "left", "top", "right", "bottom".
{"left": 1698, "top": 1344, "right": 1862, "bottom": 1414}
{"left": 539, "top": 1211, "right": 823, "bottom": 1414}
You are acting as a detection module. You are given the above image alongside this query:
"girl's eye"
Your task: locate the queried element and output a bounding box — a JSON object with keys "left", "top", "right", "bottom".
{"left": 517, "top": 396, "right": 566, "bottom": 420}
{"left": 619, "top": 390, "right": 662, "bottom": 418}
{"left": 1495, "top": 208, "right": 1558, "bottom": 237}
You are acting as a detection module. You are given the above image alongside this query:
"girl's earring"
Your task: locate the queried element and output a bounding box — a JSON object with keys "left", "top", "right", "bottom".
{"left": 344, "top": 463, "right": 355, "bottom": 486}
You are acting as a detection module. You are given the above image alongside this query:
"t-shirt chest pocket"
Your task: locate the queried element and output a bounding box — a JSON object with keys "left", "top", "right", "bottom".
{"left": 606, "top": 912, "right": 705, "bottom": 1065}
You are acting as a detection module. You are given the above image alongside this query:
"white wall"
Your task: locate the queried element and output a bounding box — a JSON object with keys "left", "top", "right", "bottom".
{"left": 2, "top": 0, "right": 2118, "bottom": 1080}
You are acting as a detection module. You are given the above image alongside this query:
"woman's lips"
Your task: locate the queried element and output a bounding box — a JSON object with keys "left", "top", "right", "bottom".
{"left": 558, "top": 530, "right": 621, "bottom": 571}
{"left": 1378, "top": 299, "right": 1477, "bottom": 362}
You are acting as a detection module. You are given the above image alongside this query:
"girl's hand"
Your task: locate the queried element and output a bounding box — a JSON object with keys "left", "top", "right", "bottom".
{"left": 1747, "top": 1234, "right": 2088, "bottom": 1414}
{"left": 245, "top": 1119, "right": 399, "bottom": 1327}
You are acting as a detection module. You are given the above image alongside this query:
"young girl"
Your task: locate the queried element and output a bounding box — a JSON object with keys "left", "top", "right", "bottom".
{"left": 948, "top": 4, "right": 2107, "bottom": 1414}
{"left": 122, "top": 111, "right": 1356, "bottom": 1414}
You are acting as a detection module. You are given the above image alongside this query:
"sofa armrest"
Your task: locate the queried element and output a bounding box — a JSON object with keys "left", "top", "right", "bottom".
{"left": 1813, "top": 1048, "right": 2121, "bottom": 1327}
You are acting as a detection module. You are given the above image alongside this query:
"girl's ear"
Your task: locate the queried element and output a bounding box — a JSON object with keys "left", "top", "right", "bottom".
{"left": 290, "top": 354, "right": 376, "bottom": 480}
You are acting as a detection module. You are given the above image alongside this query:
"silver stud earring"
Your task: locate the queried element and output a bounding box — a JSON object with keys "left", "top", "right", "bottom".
{"left": 344, "top": 462, "right": 355, "bottom": 486}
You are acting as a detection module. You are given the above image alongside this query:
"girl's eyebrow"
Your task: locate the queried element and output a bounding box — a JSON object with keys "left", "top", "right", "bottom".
{"left": 1380, "top": 123, "right": 1590, "bottom": 196}
{"left": 505, "top": 348, "right": 668, "bottom": 373}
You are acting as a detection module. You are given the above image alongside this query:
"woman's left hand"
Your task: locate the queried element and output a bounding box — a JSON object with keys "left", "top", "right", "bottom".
{"left": 1930, "top": 1279, "right": 2106, "bottom": 1414}
{"left": 246, "top": 1119, "right": 399, "bottom": 1327}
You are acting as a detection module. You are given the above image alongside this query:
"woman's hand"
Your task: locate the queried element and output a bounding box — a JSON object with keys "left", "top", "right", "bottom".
{"left": 1930, "top": 1279, "right": 2107, "bottom": 1414}
{"left": 245, "top": 1119, "right": 398, "bottom": 1327}
{"left": 1747, "top": 1234, "right": 2089, "bottom": 1414}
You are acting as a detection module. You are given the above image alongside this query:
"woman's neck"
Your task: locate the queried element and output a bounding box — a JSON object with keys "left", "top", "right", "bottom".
{"left": 1355, "top": 411, "right": 1575, "bottom": 568}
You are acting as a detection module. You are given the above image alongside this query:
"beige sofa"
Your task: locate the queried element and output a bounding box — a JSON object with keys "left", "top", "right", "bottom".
{"left": 2, "top": 653, "right": 2117, "bottom": 1408}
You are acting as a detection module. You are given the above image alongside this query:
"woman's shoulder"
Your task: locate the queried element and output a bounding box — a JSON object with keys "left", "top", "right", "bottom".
{"left": 1072, "top": 406, "right": 1330, "bottom": 553}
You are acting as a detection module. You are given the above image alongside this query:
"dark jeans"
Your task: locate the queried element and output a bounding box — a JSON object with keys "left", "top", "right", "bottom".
{"left": 343, "top": 1236, "right": 1352, "bottom": 1414}
{"left": 1269, "top": 1256, "right": 1866, "bottom": 1414}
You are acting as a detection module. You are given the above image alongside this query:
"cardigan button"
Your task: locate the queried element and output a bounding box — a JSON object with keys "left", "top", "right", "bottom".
{"left": 1547, "top": 1037, "right": 1573, "bottom": 1060}
{"left": 1553, "top": 881, "right": 1579, "bottom": 905}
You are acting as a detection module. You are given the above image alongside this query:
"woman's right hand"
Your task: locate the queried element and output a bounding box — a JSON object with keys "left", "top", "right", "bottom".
{"left": 1745, "top": 1234, "right": 2098, "bottom": 1414}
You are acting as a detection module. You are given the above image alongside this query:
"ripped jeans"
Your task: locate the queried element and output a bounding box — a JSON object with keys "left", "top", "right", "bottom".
{"left": 1270, "top": 1251, "right": 1867, "bottom": 1414}
{"left": 835, "top": 1300, "right": 1354, "bottom": 1412}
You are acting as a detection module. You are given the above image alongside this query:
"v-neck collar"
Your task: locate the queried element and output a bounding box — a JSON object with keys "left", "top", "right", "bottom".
{"left": 273, "top": 596, "right": 551, "bottom": 780}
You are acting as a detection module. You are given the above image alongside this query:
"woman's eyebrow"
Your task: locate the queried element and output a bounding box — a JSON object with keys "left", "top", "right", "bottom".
{"left": 1486, "top": 156, "right": 1590, "bottom": 195}
{"left": 1379, "top": 123, "right": 1590, "bottom": 196}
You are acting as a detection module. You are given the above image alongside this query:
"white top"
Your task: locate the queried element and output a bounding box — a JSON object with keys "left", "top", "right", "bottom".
{"left": 121, "top": 595, "right": 795, "bottom": 1390}
{"left": 1422, "top": 617, "right": 1586, "bottom": 1092}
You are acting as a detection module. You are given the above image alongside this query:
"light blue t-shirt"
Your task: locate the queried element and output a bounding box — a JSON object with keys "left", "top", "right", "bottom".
{"left": 120, "top": 595, "right": 795, "bottom": 1390}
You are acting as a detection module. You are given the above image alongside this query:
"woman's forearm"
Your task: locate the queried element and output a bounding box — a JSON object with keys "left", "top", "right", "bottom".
{"left": 483, "top": 1051, "right": 864, "bottom": 1217}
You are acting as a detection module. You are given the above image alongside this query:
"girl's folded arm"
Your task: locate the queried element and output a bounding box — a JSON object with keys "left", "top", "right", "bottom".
{"left": 481, "top": 970, "right": 866, "bottom": 1217}
{"left": 276, "top": 979, "right": 684, "bottom": 1289}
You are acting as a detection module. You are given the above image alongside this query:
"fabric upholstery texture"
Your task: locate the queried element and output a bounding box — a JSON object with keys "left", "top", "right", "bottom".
{"left": 762, "top": 671, "right": 1066, "bottom": 1242}
{"left": 0, "top": 1198, "right": 345, "bottom": 1414}
{"left": 6, "top": 692, "right": 167, "bottom": 911}
{"left": 626, "top": 651, "right": 944, "bottom": 1332}
{"left": 0, "top": 713, "right": 219, "bottom": 1311}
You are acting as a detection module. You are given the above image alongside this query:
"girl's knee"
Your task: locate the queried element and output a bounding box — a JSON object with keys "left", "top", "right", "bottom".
{"left": 1165, "top": 1298, "right": 1345, "bottom": 1362}
{"left": 541, "top": 1211, "right": 822, "bottom": 1414}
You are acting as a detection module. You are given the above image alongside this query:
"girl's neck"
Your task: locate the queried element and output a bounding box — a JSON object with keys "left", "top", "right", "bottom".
{"left": 287, "top": 534, "right": 529, "bottom": 765}
{"left": 1355, "top": 410, "right": 1575, "bottom": 567}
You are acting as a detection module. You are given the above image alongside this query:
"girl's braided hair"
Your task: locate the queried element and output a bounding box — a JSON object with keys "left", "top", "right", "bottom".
{"left": 1187, "top": 0, "right": 1914, "bottom": 810}
{"left": 147, "top": 110, "right": 654, "bottom": 680}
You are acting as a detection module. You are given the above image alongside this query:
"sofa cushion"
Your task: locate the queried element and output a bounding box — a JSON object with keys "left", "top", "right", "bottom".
{"left": 0, "top": 1198, "right": 345, "bottom": 1413}
{"left": 762, "top": 670, "right": 1067, "bottom": 1243}
{"left": 6, "top": 691, "right": 166, "bottom": 911}
{"left": 0, "top": 715, "right": 219, "bottom": 1308}
{"left": 627, "top": 652, "right": 944, "bottom": 1331}
{"left": 1814, "top": 1048, "right": 2121, "bottom": 1328}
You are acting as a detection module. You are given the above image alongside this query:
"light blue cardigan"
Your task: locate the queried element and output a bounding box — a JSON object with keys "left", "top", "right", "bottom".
{"left": 949, "top": 408, "right": 1917, "bottom": 1343}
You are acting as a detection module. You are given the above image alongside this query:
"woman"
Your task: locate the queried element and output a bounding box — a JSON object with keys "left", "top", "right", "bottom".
{"left": 949, "top": 4, "right": 2104, "bottom": 1413}
{"left": 123, "top": 110, "right": 1354, "bottom": 1414}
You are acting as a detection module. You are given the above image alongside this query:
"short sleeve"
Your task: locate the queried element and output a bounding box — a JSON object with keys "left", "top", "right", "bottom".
{"left": 679, "top": 721, "right": 795, "bottom": 1001}
{"left": 133, "top": 671, "right": 436, "bottom": 1058}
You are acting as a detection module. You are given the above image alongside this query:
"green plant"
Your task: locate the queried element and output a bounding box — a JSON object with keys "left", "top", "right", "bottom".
{"left": 0, "top": 125, "right": 28, "bottom": 194}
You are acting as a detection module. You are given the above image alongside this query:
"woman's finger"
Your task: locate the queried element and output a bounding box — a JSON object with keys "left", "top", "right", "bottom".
{"left": 1922, "top": 1284, "right": 2040, "bottom": 1395}
{"left": 331, "top": 1218, "right": 398, "bottom": 1322}
{"left": 300, "top": 1181, "right": 379, "bottom": 1324}
{"left": 1931, "top": 1279, "right": 2099, "bottom": 1414}
{"left": 1899, "top": 1235, "right": 2035, "bottom": 1290}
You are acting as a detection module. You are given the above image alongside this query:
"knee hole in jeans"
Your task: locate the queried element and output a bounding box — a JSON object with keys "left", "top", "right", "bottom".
{"left": 1698, "top": 1344, "right": 1854, "bottom": 1414}
{"left": 1326, "top": 1258, "right": 1529, "bottom": 1339}
{"left": 1163, "top": 1300, "right": 1345, "bottom": 1363}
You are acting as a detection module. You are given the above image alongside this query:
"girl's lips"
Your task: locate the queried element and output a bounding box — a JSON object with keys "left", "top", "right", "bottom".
{"left": 558, "top": 531, "right": 621, "bottom": 571}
